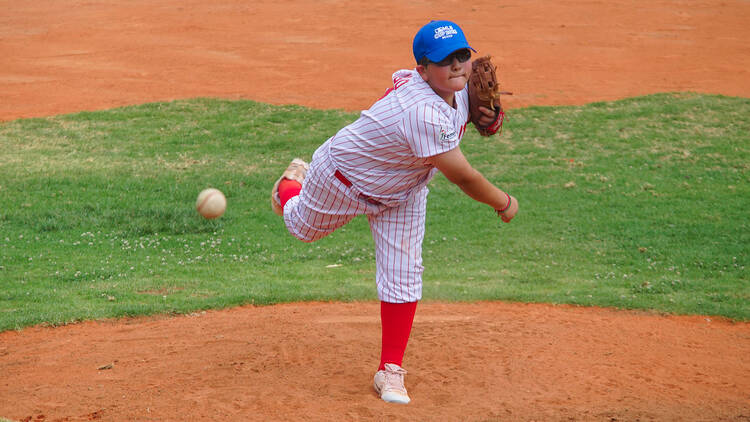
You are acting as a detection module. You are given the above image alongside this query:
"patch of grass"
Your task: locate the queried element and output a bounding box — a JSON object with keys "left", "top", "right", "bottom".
{"left": 0, "top": 93, "right": 747, "bottom": 330}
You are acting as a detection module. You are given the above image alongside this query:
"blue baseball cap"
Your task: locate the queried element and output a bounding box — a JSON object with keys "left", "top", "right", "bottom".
{"left": 412, "top": 20, "right": 475, "bottom": 64}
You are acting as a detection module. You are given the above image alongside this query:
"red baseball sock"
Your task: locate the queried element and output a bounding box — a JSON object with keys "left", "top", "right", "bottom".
{"left": 278, "top": 178, "right": 302, "bottom": 208}
{"left": 379, "top": 301, "right": 418, "bottom": 371}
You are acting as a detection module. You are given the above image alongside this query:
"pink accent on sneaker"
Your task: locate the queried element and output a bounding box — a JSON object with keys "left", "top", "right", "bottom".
{"left": 373, "top": 363, "right": 410, "bottom": 404}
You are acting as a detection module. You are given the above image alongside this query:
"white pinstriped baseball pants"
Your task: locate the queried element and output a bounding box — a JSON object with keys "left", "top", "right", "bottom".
{"left": 283, "top": 143, "right": 428, "bottom": 303}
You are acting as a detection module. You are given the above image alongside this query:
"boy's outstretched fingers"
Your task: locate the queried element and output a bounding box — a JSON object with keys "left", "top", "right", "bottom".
{"left": 498, "top": 194, "right": 518, "bottom": 223}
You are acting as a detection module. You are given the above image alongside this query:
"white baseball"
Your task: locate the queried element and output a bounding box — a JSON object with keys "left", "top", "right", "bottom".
{"left": 196, "top": 188, "right": 226, "bottom": 219}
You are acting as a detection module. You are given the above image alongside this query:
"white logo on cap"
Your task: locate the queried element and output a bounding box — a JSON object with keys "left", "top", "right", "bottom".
{"left": 434, "top": 25, "right": 458, "bottom": 40}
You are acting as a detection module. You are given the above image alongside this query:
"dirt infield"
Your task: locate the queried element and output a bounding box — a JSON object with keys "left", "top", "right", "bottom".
{"left": 3, "top": 303, "right": 749, "bottom": 421}
{"left": 2, "top": 0, "right": 750, "bottom": 121}
{"left": 1, "top": 1, "right": 749, "bottom": 421}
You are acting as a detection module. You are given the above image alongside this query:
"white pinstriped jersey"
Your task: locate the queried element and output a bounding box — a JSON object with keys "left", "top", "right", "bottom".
{"left": 283, "top": 69, "right": 471, "bottom": 302}
{"left": 328, "top": 69, "right": 470, "bottom": 204}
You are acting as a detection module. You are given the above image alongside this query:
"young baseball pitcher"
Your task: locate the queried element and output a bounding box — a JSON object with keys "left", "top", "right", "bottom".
{"left": 271, "top": 20, "right": 518, "bottom": 404}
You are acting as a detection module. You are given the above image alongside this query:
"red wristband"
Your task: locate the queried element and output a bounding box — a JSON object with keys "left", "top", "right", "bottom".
{"left": 485, "top": 109, "right": 505, "bottom": 135}
{"left": 497, "top": 192, "right": 512, "bottom": 213}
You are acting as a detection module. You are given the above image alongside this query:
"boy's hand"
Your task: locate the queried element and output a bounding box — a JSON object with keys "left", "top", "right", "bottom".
{"left": 468, "top": 56, "right": 511, "bottom": 136}
{"left": 477, "top": 106, "right": 499, "bottom": 128}
{"left": 497, "top": 194, "right": 518, "bottom": 223}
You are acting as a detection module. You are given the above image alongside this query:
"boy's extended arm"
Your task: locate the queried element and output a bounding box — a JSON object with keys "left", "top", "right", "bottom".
{"left": 427, "top": 146, "right": 518, "bottom": 222}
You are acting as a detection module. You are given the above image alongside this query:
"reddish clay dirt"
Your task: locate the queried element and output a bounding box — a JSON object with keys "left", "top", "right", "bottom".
{"left": 2, "top": 303, "right": 749, "bottom": 421}
{"left": 1, "top": 1, "right": 749, "bottom": 421}
{"left": 2, "top": 0, "right": 750, "bottom": 121}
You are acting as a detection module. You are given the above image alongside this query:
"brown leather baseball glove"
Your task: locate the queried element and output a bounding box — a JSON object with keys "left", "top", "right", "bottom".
{"left": 468, "top": 56, "right": 512, "bottom": 136}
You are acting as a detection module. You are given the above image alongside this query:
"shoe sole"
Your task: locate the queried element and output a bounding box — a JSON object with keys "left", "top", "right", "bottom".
{"left": 381, "top": 391, "right": 410, "bottom": 404}
{"left": 373, "top": 378, "right": 410, "bottom": 404}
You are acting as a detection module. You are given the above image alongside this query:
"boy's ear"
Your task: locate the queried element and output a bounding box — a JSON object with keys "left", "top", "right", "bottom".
{"left": 416, "top": 64, "right": 429, "bottom": 81}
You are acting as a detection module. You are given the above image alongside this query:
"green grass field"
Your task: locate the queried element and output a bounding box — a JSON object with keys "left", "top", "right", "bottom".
{"left": 0, "top": 93, "right": 748, "bottom": 331}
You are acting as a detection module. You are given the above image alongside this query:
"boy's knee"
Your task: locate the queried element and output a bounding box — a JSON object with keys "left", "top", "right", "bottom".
{"left": 284, "top": 214, "right": 326, "bottom": 243}
{"left": 290, "top": 230, "right": 319, "bottom": 243}
{"left": 283, "top": 220, "right": 320, "bottom": 243}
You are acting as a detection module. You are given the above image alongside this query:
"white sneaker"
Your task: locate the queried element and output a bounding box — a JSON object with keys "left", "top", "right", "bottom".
{"left": 373, "top": 363, "right": 411, "bottom": 404}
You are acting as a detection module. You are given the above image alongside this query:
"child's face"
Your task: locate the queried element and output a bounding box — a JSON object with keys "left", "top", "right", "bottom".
{"left": 417, "top": 52, "right": 472, "bottom": 103}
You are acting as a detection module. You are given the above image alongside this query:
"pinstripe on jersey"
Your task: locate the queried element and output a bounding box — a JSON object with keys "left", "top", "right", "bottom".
{"left": 329, "top": 69, "right": 470, "bottom": 204}
{"left": 282, "top": 68, "right": 470, "bottom": 303}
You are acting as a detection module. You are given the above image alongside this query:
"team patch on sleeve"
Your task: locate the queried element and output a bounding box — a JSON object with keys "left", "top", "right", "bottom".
{"left": 439, "top": 127, "right": 458, "bottom": 144}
